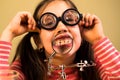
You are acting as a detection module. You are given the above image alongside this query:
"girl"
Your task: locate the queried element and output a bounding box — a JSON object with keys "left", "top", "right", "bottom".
{"left": 0, "top": 0, "right": 120, "bottom": 80}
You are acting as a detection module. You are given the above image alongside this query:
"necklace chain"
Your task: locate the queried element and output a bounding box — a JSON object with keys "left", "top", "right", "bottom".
{"left": 44, "top": 52, "right": 96, "bottom": 80}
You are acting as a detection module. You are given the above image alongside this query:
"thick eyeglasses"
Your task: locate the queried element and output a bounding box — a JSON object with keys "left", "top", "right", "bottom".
{"left": 37, "top": 8, "right": 83, "bottom": 30}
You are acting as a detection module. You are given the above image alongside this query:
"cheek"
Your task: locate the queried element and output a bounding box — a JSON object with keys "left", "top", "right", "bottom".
{"left": 74, "top": 33, "right": 82, "bottom": 50}
{"left": 71, "top": 26, "right": 82, "bottom": 53}
{"left": 40, "top": 31, "right": 53, "bottom": 53}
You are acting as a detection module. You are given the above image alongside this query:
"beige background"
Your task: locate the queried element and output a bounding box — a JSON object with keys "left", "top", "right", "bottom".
{"left": 0, "top": 0, "right": 120, "bottom": 62}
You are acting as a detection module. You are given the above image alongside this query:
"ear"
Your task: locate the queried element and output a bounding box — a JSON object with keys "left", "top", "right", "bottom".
{"left": 32, "top": 33, "right": 43, "bottom": 49}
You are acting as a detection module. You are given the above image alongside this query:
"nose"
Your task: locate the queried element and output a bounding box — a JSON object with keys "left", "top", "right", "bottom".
{"left": 55, "top": 22, "right": 68, "bottom": 34}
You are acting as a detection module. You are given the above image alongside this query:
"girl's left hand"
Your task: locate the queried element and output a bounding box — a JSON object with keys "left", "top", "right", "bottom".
{"left": 79, "top": 13, "right": 105, "bottom": 45}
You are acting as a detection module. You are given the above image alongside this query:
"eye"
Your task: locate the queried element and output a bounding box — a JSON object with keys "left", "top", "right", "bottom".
{"left": 63, "top": 9, "right": 80, "bottom": 25}
{"left": 42, "top": 15, "right": 54, "bottom": 26}
{"left": 65, "top": 14, "right": 75, "bottom": 22}
{"left": 40, "top": 13, "right": 57, "bottom": 29}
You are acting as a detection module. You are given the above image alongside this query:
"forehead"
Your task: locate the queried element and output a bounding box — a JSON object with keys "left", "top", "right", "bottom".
{"left": 42, "top": 0, "right": 72, "bottom": 16}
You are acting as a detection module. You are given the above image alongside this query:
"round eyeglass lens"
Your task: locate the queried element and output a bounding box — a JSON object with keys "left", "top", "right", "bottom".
{"left": 63, "top": 9, "right": 80, "bottom": 25}
{"left": 40, "top": 13, "right": 57, "bottom": 30}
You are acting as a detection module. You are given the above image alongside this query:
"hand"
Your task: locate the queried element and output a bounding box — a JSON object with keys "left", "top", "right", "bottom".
{"left": 0, "top": 11, "right": 38, "bottom": 42}
{"left": 79, "top": 14, "right": 105, "bottom": 45}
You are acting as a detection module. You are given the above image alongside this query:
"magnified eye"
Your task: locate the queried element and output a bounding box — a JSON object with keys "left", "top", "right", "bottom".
{"left": 42, "top": 15, "right": 54, "bottom": 26}
{"left": 65, "top": 12, "right": 76, "bottom": 24}
{"left": 40, "top": 13, "right": 57, "bottom": 29}
{"left": 63, "top": 9, "right": 81, "bottom": 26}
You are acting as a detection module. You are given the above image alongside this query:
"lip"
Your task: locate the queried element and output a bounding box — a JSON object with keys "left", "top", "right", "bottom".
{"left": 53, "top": 33, "right": 73, "bottom": 41}
{"left": 52, "top": 33, "right": 73, "bottom": 46}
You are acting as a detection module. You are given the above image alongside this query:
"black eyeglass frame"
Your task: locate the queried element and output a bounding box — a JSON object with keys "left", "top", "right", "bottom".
{"left": 37, "top": 8, "right": 83, "bottom": 30}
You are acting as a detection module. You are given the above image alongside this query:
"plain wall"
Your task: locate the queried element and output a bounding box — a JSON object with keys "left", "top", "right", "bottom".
{"left": 0, "top": 0, "right": 120, "bottom": 62}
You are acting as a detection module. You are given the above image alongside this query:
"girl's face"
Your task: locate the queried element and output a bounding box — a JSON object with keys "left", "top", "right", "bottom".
{"left": 38, "top": 0, "right": 82, "bottom": 58}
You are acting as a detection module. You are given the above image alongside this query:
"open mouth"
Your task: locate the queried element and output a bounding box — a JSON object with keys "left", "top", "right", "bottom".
{"left": 52, "top": 35, "right": 73, "bottom": 54}
{"left": 53, "top": 37, "right": 72, "bottom": 46}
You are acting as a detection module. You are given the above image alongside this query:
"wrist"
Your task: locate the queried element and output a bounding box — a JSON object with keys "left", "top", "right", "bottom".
{"left": 0, "top": 28, "right": 15, "bottom": 42}
{"left": 91, "top": 35, "right": 106, "bottom": 45}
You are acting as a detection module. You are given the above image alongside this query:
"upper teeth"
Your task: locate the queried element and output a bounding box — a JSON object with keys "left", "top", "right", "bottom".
{"left": 54, "top": 38, "right": 72, "bottom": 46}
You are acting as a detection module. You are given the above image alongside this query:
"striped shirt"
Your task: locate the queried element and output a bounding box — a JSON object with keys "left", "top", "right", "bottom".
{"left": 93, "top": 37, "right": 120, "bottom": 80}
{"left": 0, "top": 37, "right": 120, "bottom": 80}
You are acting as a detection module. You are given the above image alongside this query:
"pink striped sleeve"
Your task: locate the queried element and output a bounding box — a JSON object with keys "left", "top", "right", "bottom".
{"left": 92, "top": 37, "right": 120, "bottom": 80}
{"left": 0, "top": 41, "right": 25, "bottom": 80}
{"left": 0, "top": 41, "right": 12, "bottom": 69}
{"left": 10, "top": 59, "right": 25, "bottom": 80}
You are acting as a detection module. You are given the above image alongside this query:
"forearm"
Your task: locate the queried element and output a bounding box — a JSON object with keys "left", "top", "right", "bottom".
{"left": 0, "top": 26, "right": 15, "bottom": 42}
{"left": 93, "top": 37, "right": 120, "bottom": 80}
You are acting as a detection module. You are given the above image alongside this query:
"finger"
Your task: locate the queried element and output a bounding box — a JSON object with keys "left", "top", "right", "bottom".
{"left": 84, "top": 13, "right": 91, "bottom": 27}
{"left": 88, "top": 14, "right": 101, "bottom": 27}
{"left": 20, "top": 13, "right": 29, "bottom": 26}
{"left": 83, "top": 13, "right": 98, "bottom": 29}
{"left": 92, "top": 15, "right": 101, "bottom": 24}
{"left": 23, "top": 12, "right": 36, "bottom": 31}
{"left": 27, "top": 16, "right": 38, "bottom": 32}
{"left": 78, "top": 14, "right": 85, "bottom": 27}
{"left": 88, "top": 14, "right": 93, "bottom": 26}
{"left": 19, "top": 12, "right": 38, "bottom": 32}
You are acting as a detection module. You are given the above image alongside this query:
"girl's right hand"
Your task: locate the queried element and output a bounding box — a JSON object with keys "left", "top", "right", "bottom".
{"left": 0, "top": 11, "right": 37, "bottom": 42}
